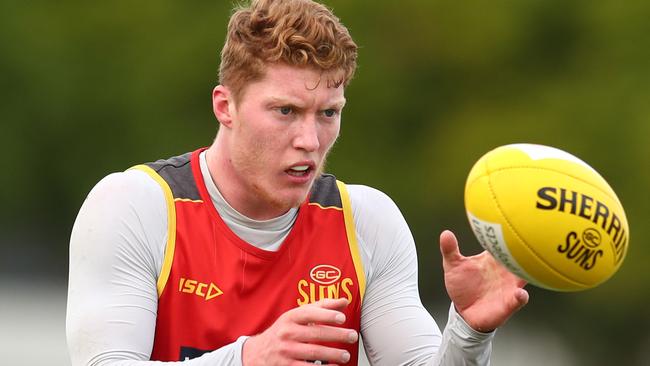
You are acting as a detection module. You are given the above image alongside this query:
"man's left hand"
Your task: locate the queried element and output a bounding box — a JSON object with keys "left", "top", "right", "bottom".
{"left": 439, "top": 229, "right": 529, "bottom": 332}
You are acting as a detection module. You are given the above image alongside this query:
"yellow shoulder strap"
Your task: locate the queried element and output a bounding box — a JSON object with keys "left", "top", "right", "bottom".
{"left": 336, "top": 180, "right": 366, "bottom": 303}
{"left": 129, "top": 164, "right": 177, "bottom": 297}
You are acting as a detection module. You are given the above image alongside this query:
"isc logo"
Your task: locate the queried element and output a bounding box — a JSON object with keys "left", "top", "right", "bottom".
{"left": 310, "top": 265, "right": 341, "bottom": 285}
{"left": 179, "top": 277, "right": 223, "bottom": 301}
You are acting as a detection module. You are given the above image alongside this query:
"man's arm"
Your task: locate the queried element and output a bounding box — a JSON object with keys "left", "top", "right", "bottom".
{"left": 66, "top": 170, "right": 245, "bottom": 365}
{"left": 348, "top": 184, "right": 494, "bottom": 365}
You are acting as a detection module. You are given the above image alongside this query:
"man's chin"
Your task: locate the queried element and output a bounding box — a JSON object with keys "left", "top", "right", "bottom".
{"left": 264, "top": 187, "right": 311, "bottom": 213}
{"left": 285, "top": 191, "right": 311, "bottom": 210}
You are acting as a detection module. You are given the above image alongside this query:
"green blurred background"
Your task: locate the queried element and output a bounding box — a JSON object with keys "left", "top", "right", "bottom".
{"left": 1, "top": 0, "right": 648, "bottom": 365}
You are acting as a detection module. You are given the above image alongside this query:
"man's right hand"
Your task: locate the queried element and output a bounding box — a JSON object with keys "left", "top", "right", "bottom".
{"left": 242, "top": 298, "right": 358, "bottom": 365}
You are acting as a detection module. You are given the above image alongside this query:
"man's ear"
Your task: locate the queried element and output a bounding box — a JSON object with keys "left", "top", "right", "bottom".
{"left": 212, "top": 85, "right": 235, "bottom": 128}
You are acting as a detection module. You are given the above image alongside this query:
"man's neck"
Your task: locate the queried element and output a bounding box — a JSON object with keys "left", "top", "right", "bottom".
{"left": 199, "top": 149, "right": 297, "bottom": 251}
{"left": 204, "top": 142, "right": 292, "bottom": 220}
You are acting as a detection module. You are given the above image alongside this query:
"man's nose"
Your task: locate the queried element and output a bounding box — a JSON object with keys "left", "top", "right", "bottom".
{"left": 293, "top": 117, "right": 320, "bottom": 152}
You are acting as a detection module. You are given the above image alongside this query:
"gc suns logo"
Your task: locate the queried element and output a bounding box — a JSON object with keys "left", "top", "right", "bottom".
{"left": 297, "top": 264, "right": 354, "bottom": 305}
{"left": 310, "top": 264, "right": 341, "bottom": 285}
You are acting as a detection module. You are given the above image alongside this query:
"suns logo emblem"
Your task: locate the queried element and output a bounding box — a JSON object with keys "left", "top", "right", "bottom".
{"left": 297, "top": 264, "right": 354, "bottom": 305}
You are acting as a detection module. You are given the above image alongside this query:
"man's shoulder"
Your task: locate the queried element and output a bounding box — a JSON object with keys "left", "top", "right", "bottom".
{"left": 85, "top": 169, "right": 166, "bottom": 211}
{"left": 344, "top": 184, "right": 406, "bottom": 232}
{"left": 346, "top": 184, "right": 397, "bottom": 211}
{"left": 141, "top": 151, "right": 194, "bottom": 172}
{"left": 131, "top": 150, "right": 201, "bottom": 201}
{"left": 344, "top": 183, "right": 415, "bottom": 275}
{"left": 95, "top": 168, "right": 162, "bottom": 191}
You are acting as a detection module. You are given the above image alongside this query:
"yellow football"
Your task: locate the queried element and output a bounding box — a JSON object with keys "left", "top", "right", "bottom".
{"left": 464, "top": 144, "right": 629, "bottom": 291}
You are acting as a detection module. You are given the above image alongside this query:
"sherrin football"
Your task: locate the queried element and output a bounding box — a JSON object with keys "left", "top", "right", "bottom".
{"left": 464, "top": 144, "right": 629, "bottom": 291}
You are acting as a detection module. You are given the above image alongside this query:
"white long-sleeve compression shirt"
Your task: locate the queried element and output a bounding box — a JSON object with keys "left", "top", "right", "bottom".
{"left": 66, "top": 151, "right": 493, "bottom": 366}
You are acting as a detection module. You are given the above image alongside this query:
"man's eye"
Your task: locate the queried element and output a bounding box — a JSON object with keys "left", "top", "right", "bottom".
{"left": 323, "top": 109, "right": 337, "bottom": 117}
{"left": 279, "top": 106, "right": 292, "bottom": 115}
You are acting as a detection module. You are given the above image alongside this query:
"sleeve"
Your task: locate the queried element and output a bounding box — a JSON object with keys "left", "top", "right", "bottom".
{"left": 347, "top": 184, "right": 494, "bottom": 366}
{"left": 66, "top": 170, "right": 247, "bottom": 366}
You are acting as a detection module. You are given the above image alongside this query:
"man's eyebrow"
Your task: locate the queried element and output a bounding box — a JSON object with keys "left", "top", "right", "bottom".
{"left": 267, "top": 97, "right": 347, "bottom": 109}
{"left": 267, "top": 96, "right": 303, "bottom": 106}
{"left": 328, "top": 98, "right": 347, "bottom": 109}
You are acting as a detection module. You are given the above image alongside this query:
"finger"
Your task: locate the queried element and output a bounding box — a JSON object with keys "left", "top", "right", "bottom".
{"left": 289, "top": 302, "right": 348, "bottom": 325}
{"left": 295, "top": 324, "right": 358, "bottom": 344}
{"left": 509, "top": 288, "right": 530, "bottom": 312}
{"left": 516, "top": 288, "right": 529, "bottom": 307}
{"left": 315, "top": 297, "right": 350, "bottom": 310}
{"left": 439, "top": 229, "right": 462, "bottom": 264}
{"left": 285, "top": 342, "right": 352, "bottom": 365}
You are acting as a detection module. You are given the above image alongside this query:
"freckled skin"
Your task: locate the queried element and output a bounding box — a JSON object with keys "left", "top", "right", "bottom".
{"left": 207, "top": 64, "right": 345, "bottom": 220}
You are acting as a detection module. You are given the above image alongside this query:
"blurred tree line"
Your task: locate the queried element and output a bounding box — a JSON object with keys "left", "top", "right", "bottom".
{"left": 1, "top": 0, "right": 648, "bottom": 364}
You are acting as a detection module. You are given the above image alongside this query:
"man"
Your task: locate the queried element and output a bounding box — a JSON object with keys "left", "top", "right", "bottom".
{"left": 67, "top": 0, "right": 528, "bottom": 365}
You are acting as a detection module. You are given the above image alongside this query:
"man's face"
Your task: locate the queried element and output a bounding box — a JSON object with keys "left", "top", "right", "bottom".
{"left": 225, "top": 63, "right": 345, "bottom": 219}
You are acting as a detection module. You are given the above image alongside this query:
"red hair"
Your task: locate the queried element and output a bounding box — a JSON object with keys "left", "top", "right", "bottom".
{"left": 219, "top": 0, "right": 358, "bottom": 100}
